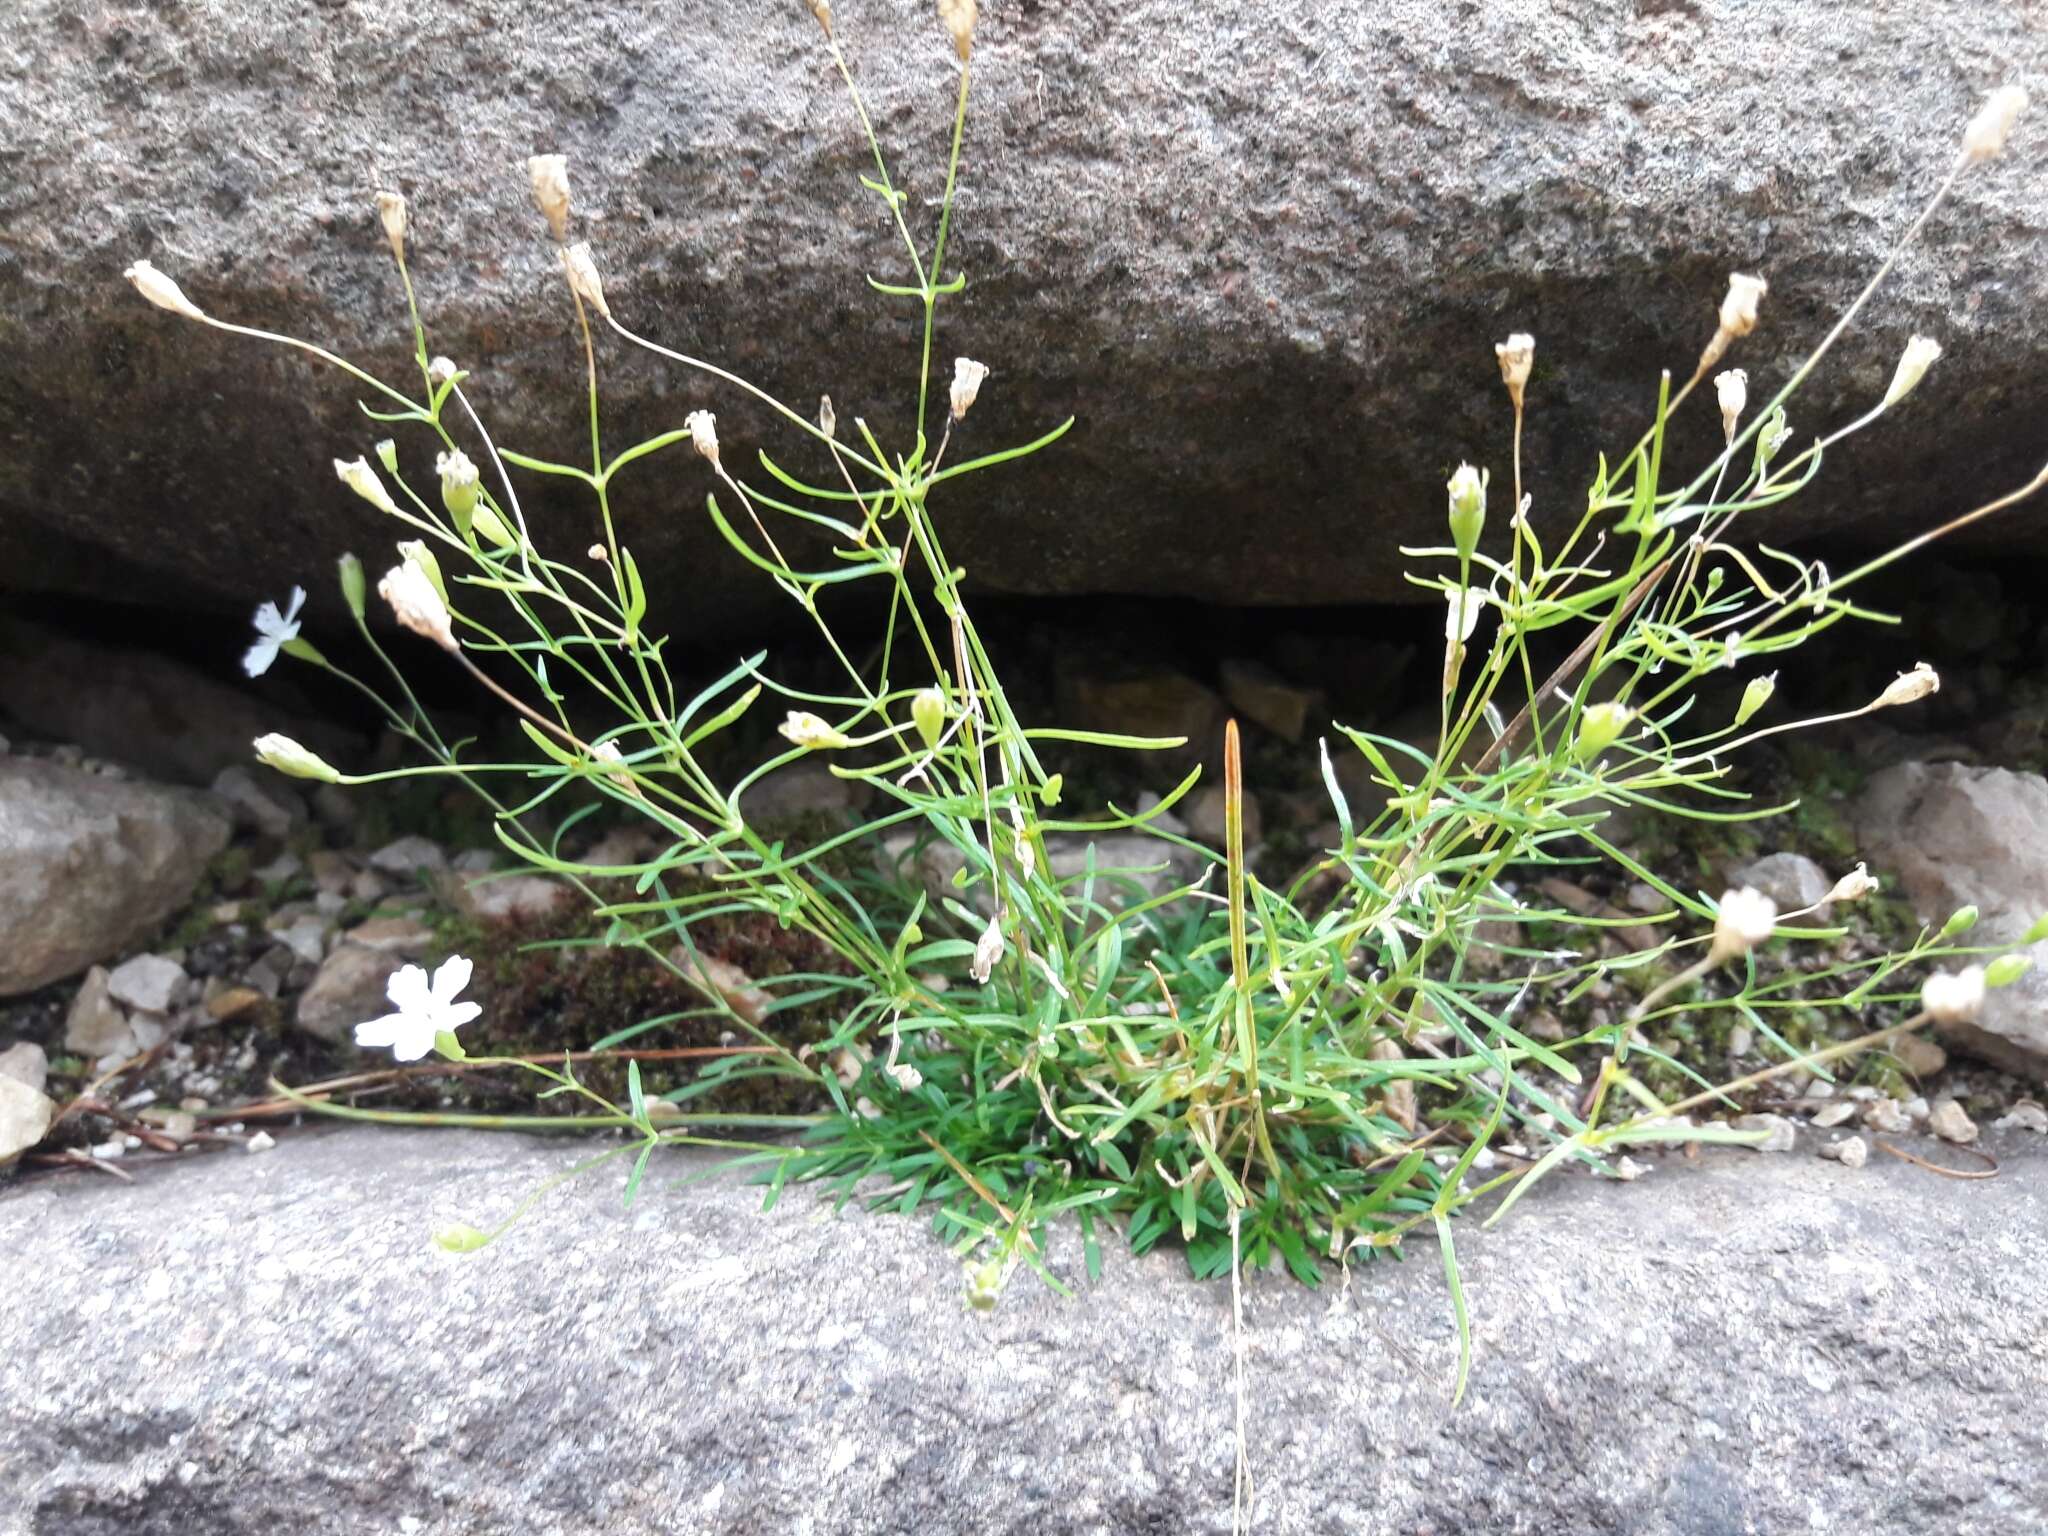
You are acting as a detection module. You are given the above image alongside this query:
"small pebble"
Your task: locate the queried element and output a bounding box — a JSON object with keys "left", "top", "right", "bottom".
{"left": 1804, "top": 1079, "right": 1837, "bottom": 1101}
{"left": 1903, "top": 1095, "right": 1931, "bottom": 1124}
{"left": 1726, "top": 1026, "right": 1753, "bottom": 1059}
{"left": 1613, "top": 1156, "right": 1649, "bottom": 1181}
{"left": 1993, "top": 1101, "right": 2047, "bottom": 1133}
{"left": 1819, "top": 1135, "right": 1869, "bottom": 1169}
{"left": 1927, "top": 1099, "right": 1978, "bottom": 1145}
{"left": 1733, "top": 1113, "right": 1797, "bottom": 1154}
{"left": 246, "top": 1130, "right": 277, "bottom": 1155}
{"left": 1810, "top": 1101, "right": 1857, "bottom": 1129}
{"left": 1894, "top": 1035, "right": 1947, "bottom": 1078}
{"left": 89, "top": 1139, "right": 126, "bottom": 1160}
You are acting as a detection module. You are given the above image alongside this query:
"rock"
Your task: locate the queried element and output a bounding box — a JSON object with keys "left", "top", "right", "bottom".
{"left": 674, "top": 950, "right": 773, "bottom": 1029}
{"left": 1057, "top": 669, "right": 1224, "bottom": 767}
{"left": 0, "top": 1041, "right": 49, "bottom": 1094}
{"left": 203, "top": 985, "right": 270, "bottom": 1024}
{"left": 367, "top": 836, "right": 448, "bottom": 877}
{"left": 105, "top": 953, "right": 188, "bottom": 1015}
{"left": 453, "top": 873, "right": 573, "bottom": 924}
{"left": 294, "top": 945, "right": 405, "bottom": 1046}
{"left": 0, "top": 759, "right": 230, "bottom": 996}
{"left": 1732, "top": 1113, "right": 1797, "bottom": 1154}
{"left": 1863, "top": 1099, "right": 1912, "bottom": 1135}
{"left": 269, "top": 915, "right": 331, "bottom": 967}
{"left": 1183, "top": 783, "right": 1261, "bottom": 848}
{"left": 210, "top": 765, "right": 309, "bottom": 840}
{"left": 0, "top": 1076, "right": 55, "bottom": 1167}
{"left": 6, "top": 4, "right": 2047, "bottom": 638}
{"left": 310, "top": 784, "right": 358, "bottom": 830}
{"left": 1218, "top": 660, "right": 1322, "bottom": 744}
{"left": 342, "top": 915, "right": 440, "bottom": 956}
{"left": 254, "top": 851, "right": 305, "bottom": 886}
{"left": 1928, "top": 1098, "right": 1979, "bottom": 1146}
{"left": 4, "top": 1129, "right": 2048, "bottom": 1532}
{"left": 1894, "top": 1034, "right": 1947, "bottom": 1079}
{"left": 1810, "top": 1101, "right": 1857, "bottom": 1129}
{"left": 1731, "top": 852, "right": 1832, "bottom": 916}
{"left": 1725, "top": 1025, "right": 1753, "bottom": 1060}
{"left": 63, "top": 967, "right": 137, "bottom": 1061}
{"left": 1818, "top": 1135, "right": 1870, "bottom": 1169}
{"left": 740, "top": 760, "right": 871, "bottom": 824}
{"left": 0, "top": 619, "right": 356, "bottom": 787}
{"left": 307, "top": 850, "right": 356, "bottom": 896}
{"left": 1994, "top": 1101, "right": 2048, "bottom": 1134}
{"left": 1857, "top": 764, "right": 2048, "bottom": 1079}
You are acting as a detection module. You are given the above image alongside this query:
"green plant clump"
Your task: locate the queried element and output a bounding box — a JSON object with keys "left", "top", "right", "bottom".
{"left": 123, "top": 14, "right": 2038, "bottom": 1397}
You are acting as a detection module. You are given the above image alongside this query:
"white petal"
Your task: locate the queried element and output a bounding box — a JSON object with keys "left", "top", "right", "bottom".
{"left": 385, "top": 964, "right": 432, "bottom": 1013}
{"left": 354, "top": 1013, "right": 405, "bottom": 1050}
{"left": 283, "top": 585, "right": 306, "bottom": 625}
{"left": 441, "top": 1000, "right": 482, "bottom": 1030}
{"left": 387, "top": 1020, "right": 438, "bottom": 1062}
{"left": 431, "top": 955, "right": 474, "bottom": 1004}
{"left": 253, "top": 599, "right": 284, "bottom": 637}
{"left": 242, "top": 636, "right": 281, "bottom": 678}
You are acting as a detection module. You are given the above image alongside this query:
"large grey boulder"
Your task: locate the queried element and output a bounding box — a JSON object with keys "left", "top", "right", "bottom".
{"left": 1857, "top": 762, "right": 2048, "bottom": 1079}
{"left": 0, "top": 759, "right": 230, "bottom": 996}
{"left": 1, "top": 2, "right": 2044, "bottom": 639}
{"left": 3, "top": 1125, "right": 2044, "bottom": 1532}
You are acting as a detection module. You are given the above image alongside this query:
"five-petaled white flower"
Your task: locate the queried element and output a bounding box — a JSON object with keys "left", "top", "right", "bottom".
{"left": 355, "top": 956, "right": 482, "bottom": 1062}
{"left": 242, "top": 586, "right": 305, "bottom": 677}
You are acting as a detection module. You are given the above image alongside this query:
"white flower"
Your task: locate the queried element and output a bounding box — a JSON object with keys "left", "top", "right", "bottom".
{"left": 1714, "top": 369, "right": 1747, "bottom": 441}
{"left": 1444, "top": 584, "right": 1489, "bottom": 644}
{"left": 590, "top": 739, "right": 645, "bottom": 800}
{"left": 779, "top": 710, "right": 853, "bottom": 750}
{"left": 355, "top": 956, "right": 482, "bottom": 1062}
{"left": 527, "top": 154, "right": 571, "bottom": 241}
{"left": 969, "top": 914, "right": 1005, "bottom": 984}
{"left": 562, "top": 242, "right": 610, "bottom": 317}
{"left": 1710, "top": 887, "right": 1778, "bottom": 962}
{"left": 377, "top": 558, "right": 459, "bottom": 652}
{"left": 687, "top": 409, "right": 720, "bottom": 467}
{"left": 253, "top": 732, "right": 341, "bottom": 783}
{"left": 1961, "top": 85, "right": 2027, "bottom": 164}
{"left": 428, "top": 355, "right": 460, "bottom": 387}
{"left": 1718, "top": 273, "right": 1767, "bottom": 338}
{"left": 1882, "top": 335, "right": 1942, "bottom": 408}
{"left": 950, "top": 357, "right": 989, "bottom": 420}
{"left": 242, "top": 585, "right": 305, "bottom": 677}
{"left": 437, "top": 449, "right": 480, "bottom": 520}
{"left": 1920, "top": 966, "right": 1986, "bottom": 1026}
{"left": 123, "top": 259, "right": 207, "bottom": 322}
{"left": 335, "top": 456, "right": 400, "bottom": 516}
{"left": 885, "top": 1062, "right": 924, "bottom": 1092}
{"left": 1825, "top": 863, "right": 1880, "bottom": 905}
{"left": 1875, "top": 662, "right": 1939, "bottom": 709}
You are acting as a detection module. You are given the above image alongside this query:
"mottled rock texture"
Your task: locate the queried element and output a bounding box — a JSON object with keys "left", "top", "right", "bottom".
{"left": 1, "top": 2, "right": 2044, "bottom": 639}
{"left": 3, "top": 1126, "right": 2046, "bottom": 1533}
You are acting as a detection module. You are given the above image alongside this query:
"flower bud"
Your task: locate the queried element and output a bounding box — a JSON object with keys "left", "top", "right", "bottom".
{"left": 1714, "top": 368, "right": 1747, "bottom": 443}
{"left": 527, "top": 154, "right": 571, "bottom": 242}
{"left": 433, "top": 1223, "right": 493, "bottom": 1254}
{"left": 778, "top": 710, "right": 852, "bottom": 750}
{"left": 124, "top": 259, "right": 207, "bottom": 322}
{"left": 562, "top": 242, "right": 610, "bottom": 318}
{"left": 395, "top": 539, "right": 448, "bottom": 605}
{"left": 1718, "top": 273, "right": 1767, "bottom": 339}
{"left": 1939, "top": 904, "right": 1979, "bottom": 938}
{"left": 1985, "top": 954, "right": 2033, "bottom": 990}
{"left": 335, "top": 456, "right": 400, "bottom": 516}
{"left": 253, "top": 733, "right": 341, "bottom": 783}
{"left": 471, "top": 504, "right": 519, "bottom": 551}
{"left": 2024, "top": 913, "right": 2048, "bottom": 946}
{"left": 377, "top": 557, "right": 459, "bottom": 652}
{"left": 911, "top": 686, "right": 947, "bottom": 751}
{"left": 1573, "top": 701, "right": 1633, "bottom": 761}
{"left": 886, "top": 1062, "right": 923, "bottom": 1092}
{"left": 588, "top": 543, "right": 608, "bottom": 561}
{"left": 1494, "top": 333, "right": 1534, "bottom": 407}
{"left": 1446, "top": 463, "right": 1486, "bottom": 562}
{"left": 1734, "top": 671, "right": 1777, "bottom": 727}
{"left": 590, "top": 739, "right": 645, "bottom": 800}
{"left": 969, "top": 913, "right": 1004, "bottom": 984}
{"left": 337, "top": 553, "right": 367, "bottom": 620}
{"left": 819, "top": 394, "right": 837, "bottom": 440}
{"left": 1875, "top": 662, "right": 1939, "bottom": 709}
{"left": 437, "top": 449, "right": 480, "bottom": 530}
{"left": 375, "top": 439, "right": 399, "bottom": 474}
{"left": 950, "top": 357, "right": 989, "bottom": 420}
{"left": 428, "top": 356, "right": 459, "bottom": 388}
{"left": 1961, "top": 85, "right": 2027, "bottom": 164}
{"left": 687, "top": 409, "right": 720, "bottom": 468}
{"left": 937, "top": 0, "right": 976, "bottom": 60}
{"left": 1881, "top": 335, "right": 1942, "bottom": 409}
{"left": 1709, "top": 886, "right": 1777, "bottom": 963}
{"left": 1920, "top": 965, "right": 1985, "bottom": 1025}
{"left": 806, "top": 0, "right": 833, "bottom": 36}
{"left": 375, "top": 190, "right": 408, "bottom": 266}
{"left": 1824, "top": 863, "right": 1879, "bottom": 906}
